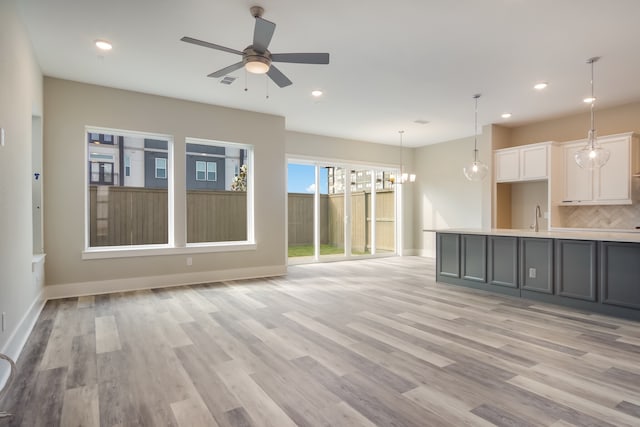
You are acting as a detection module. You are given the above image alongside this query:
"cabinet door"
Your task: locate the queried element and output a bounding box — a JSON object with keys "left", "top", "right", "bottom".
{"left": 488, "top": 236, "right": 518, "bottom": 288}
{"left": 495, "top": 149, "right": 520, "bottom": 182}
{"left": 555, "top": 239, "right": 597, "bottom": 301}
{"left": 461, "top": 234, "right": 487, "bottom": 283}
{"left": 521, "top": 145, "right": 547, "bottom": 180}
{"left": 437, "top": 233, "right": 460, "bottom": 278}
{"left": 600, "top": 241, "right": 640, "bottom": 309}
{"left": 563, "top": 143, "right": 592, "bottom": 203}
{"left": 520, "top": 238, "right": 553, "bottom": 294}
{"left": 594, "top": 136, "right": 630, "bottom": 202}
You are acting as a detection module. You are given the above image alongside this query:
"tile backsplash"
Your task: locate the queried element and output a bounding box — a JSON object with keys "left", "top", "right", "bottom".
{"left": 558, "top": 204, "right": 640, "bottom": 230}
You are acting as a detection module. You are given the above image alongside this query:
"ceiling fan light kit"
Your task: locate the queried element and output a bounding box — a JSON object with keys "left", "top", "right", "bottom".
{"left": 181, "top": 6, "right": 329, "bottom": 88}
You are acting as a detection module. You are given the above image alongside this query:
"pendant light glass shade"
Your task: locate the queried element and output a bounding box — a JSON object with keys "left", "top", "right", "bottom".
{"left": 463, "top": 156, "right": 489, "bottom": 181}
{"left": 574, "top": 57, "right": 609, "bottom": 169}
{"left": 464, "top": 94, "right": 488, "bottom": 181}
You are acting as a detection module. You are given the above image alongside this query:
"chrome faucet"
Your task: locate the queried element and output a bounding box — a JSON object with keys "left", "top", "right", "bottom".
{"left": 530, "top": 204, "right": 541, "bottom": 232}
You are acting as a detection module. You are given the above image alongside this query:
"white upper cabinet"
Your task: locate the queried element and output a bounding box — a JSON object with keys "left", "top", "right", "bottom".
{"left": 561, "top": 133, "right": 638, "bottom": 205}
{"left": 495, "top": 143, "right": 549, "bottom": 182}
{"left": 562, "top": 142, "right": 593, "bottom": 202}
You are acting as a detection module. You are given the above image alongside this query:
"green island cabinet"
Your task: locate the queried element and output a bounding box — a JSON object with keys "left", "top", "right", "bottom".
{"left": 435, "top": 232, "right": 640, "bottom": 320}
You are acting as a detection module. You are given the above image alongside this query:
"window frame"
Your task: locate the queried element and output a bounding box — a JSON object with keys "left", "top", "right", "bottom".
{"left": 195, "top": 160, "right": 207, "bottom": 181}
{"left": 155, "top": 157, "right": 167, "bottom": 179}
{"left": 185, "top": 137, "right": 254, "bottom": 247}
{"left": 83, "top": 126, "right": 256, "bottom": 259}
{"left": 206, "top": 161, "right": 217, "bottom": 182}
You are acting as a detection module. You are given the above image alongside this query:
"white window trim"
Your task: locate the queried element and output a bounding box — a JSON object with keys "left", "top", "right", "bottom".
{"left": 195, "top": 160, "right": 206, "bottom": 181}
{"left": 83, "top": 127, "right": 257, "bottom": 257}
{"left": 155, "top": 157, "right": 167, "bottom": 179}
{"left": 206, "top": 161, "right": 217, "bottom": 181}
{"left": 82, "top": 241, "right": 257, "bottom": 259}
{"left": 186, "top": 137, "right": 255, "bottom": 245}
{"left": 84, "top": 126, "right": 176, "bottom": 253}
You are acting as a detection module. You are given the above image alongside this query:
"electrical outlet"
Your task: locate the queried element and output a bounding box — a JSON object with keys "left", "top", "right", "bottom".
{"left": 186, "top": 257, "right": 192, "bottom": 266}
{"left": 529, "top": 268, "right": 537, "bottom": 279}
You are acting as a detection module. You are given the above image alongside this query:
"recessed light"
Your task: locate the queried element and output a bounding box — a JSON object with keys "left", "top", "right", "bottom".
{"left": 95, "top": 40, "right": 113, "bottom": 51}
{"left": 501, "top": 113, "right": 512, "bottom": 119}
{"left": 583, "top": 96, "right": 596, "bottom": 103}
{"left": 534, "top": 82, "right": 548, "bottom": 90}
{"left": 311, "top": 89, "right": 323, "bottom": 97}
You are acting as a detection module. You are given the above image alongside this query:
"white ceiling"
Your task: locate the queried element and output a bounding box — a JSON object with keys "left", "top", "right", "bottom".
{"left": 17, "top": 0, "right": 640, "bottom": 147}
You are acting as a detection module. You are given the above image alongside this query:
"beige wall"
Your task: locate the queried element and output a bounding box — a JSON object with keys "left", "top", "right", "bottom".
{"left": 43, "top": 78, "right": 286, "bottom": 287}
{"left": 0, "top": 1, "right": 43, "bottom": 354}
{"left": 286, "top": 131, "right": 401, "bottom": 165}
{"left": 414, "top": 128, "right": 492, "bottom": 257}
{"left": 508, "top": 101, "right": 640, "bottom": 146}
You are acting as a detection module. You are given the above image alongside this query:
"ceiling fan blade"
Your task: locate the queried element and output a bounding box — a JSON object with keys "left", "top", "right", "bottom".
{"left": 271, "top": 53, "right": 330, "bottom": 64}
{"left": 253, "top": 17, "right": 276, "bottom": 53}
{"left": 208, "top": 62, "right": 245, "bottom": 78}
{"left": 181, "top": 36, "right": 243, "bottom": 56}
{"left": 267, "top": 65, "right": 292, "bottom": 88}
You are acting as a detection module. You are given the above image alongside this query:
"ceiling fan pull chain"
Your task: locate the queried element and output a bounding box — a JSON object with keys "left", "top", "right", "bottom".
{"left": 266, "top": 75, "right": 270, "bottom": 99}
{"left": 244, "top": 68, "right": 248, "bottom": 92}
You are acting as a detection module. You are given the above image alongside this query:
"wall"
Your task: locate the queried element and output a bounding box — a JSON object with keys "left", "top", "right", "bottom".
{"left": 43, "top": 78, "right": 286, "bottom": 292}
{"left": 510, "top": 181, "right": 549, "bottom": 230}
{"left": 509, "top": 101, "right": 640, "bottom": 146}
{"left": 414, "top": 128, "right": 492, "bottom": 257}
{"left": 0, "top": 0, "right": 44, "bottom": 377}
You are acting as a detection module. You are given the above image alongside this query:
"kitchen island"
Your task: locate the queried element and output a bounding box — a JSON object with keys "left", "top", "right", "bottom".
{"left": 430, "top": 228, "right": 640, "bottom": 320}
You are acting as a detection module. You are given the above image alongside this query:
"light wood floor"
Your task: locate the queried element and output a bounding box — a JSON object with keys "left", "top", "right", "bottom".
{"left": 2, "top": 256, "right": 640, "bottom": 426}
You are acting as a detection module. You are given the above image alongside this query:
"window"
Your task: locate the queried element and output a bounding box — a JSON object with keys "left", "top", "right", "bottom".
{"left": 86, "top": 127, "right": 171, "bottom": 248}
{"left": 207, "top": 162, "right": 217, "bottom": 181}
{"left": 155, "top": 158, "right": 167, "bottom": 179}
{"left": 195, "top": 161, "right": 216, "bottom": 181}
{"left": 195, "top": 161, "right": 206, "bottom": 181}
{"left": 186, "top": 138, "right": 252, "bottom": 243}
{"left": 85, "top": 127, "right": 254, "bottom": 255}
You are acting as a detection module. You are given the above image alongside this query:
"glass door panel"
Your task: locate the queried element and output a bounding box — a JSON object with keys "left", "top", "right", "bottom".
{"left": 374, "top": 169, "right": 396, "bottom": 254}
{"left": 287, "top": 163, "right": 317, "bottom": 262}
{"left": 320, "top": 165, "right": 345, "bottom": 260}
{"left": 349, "top": 168, "right": 371, "bottom": 257}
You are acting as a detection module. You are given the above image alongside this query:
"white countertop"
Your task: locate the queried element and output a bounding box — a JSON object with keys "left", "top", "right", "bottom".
{"left": 424, "top": 228, "right": 640, "bottom": 243}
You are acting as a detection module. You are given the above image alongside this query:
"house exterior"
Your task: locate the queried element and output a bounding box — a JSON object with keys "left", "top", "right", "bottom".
{"left": 87, "top": 133, "right": 247, "bottom": 190}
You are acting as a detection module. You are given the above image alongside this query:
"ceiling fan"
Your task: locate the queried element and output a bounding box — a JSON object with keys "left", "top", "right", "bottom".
{"left": 181, "top": 6, "right": 330, "bottom": 88}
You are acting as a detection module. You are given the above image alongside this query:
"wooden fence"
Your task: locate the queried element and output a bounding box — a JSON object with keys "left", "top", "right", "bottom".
{"left": 289, "top": 190, "right": 395, "bottom": 252}
{"left": 89, "top": 186, "right": 246, "bottom": 246}
{"left": 89, "top": 186, "right": 394, "bottom": 250}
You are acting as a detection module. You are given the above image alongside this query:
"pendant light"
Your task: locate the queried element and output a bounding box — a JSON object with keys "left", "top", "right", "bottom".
{"left": 574, "top": 57, "right": 610, "bottom": 169}
{"left": 393, "top": 130, "right": 415, "bottom": 184}
{"left": 463, "top": 94, "right": 488, "bottom": 181}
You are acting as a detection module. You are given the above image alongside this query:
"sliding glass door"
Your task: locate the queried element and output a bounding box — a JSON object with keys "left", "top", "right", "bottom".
{"left": 288, "top": 160, "right": 396, "bottom": 263}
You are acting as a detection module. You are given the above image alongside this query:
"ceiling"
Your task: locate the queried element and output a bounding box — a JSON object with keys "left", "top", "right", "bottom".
{"left": 17, "top": 0, "right": 640, "bottom": 147}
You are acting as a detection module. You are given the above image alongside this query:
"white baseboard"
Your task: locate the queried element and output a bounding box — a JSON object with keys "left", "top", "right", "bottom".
{"left": 44, "top": 264, "right": 288, "bottom": 300}
{"left": 418, "top": 249, "right": 435, "bottom": 258}
{"left": 0, "top": 290, "right": 45, "bottom": 392}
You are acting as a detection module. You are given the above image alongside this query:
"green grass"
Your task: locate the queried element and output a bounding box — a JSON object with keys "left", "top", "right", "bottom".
{"left": 288, "top": 244, "right": 368, "bottom": 257}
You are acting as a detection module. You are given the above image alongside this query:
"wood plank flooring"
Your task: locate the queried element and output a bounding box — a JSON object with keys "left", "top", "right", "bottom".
{"left": 2, "top": 256, "right": 640, "bottom": 426}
